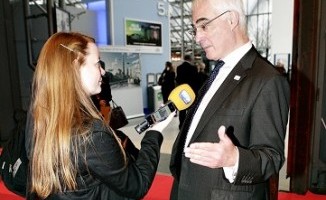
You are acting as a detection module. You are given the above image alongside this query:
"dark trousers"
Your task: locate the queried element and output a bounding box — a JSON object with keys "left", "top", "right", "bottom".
{"left": 170, "top": 178, "right": 179, "bottom": 200}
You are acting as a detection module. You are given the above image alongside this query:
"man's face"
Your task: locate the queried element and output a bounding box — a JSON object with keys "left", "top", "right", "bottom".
{"left": 192, "top": 2, "right": 234, "bottom": 60}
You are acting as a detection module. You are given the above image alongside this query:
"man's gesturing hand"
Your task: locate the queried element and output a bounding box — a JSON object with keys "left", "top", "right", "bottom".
{"left": 184, "top": 126, "right": 239, "bottom": 168}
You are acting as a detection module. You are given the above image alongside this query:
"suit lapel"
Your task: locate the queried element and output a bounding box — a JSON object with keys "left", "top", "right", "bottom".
{"left": 189, "top": 47, "right": 258, "bottom": 144}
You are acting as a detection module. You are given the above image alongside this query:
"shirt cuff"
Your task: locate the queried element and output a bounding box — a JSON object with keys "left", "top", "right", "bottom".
{"left": 223, "top": 147, "right": 239, "bottom": 183}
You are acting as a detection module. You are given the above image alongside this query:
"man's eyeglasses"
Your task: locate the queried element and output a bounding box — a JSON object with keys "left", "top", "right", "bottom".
{"left": 189, "top": 10, "right": 230, "bottom": 37}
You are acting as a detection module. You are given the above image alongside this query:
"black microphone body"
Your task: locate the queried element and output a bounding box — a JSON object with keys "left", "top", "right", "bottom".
{"left": 135, "top": 84, "right": 195, "bottom": 134}
{"left": 135, "top": 101, "right": 176, "bottom": 134}
{"left": 134, "top": 120, "right": 151, "bottom": 134}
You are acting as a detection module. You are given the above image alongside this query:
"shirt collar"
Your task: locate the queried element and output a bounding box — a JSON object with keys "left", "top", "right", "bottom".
{"left": 222, "top": 42, "right": 252, "bottom": 68}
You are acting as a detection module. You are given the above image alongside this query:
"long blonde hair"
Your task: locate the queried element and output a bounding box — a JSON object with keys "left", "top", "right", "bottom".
{"left": 30, "top": 32, "right": 104, "bottom": 198}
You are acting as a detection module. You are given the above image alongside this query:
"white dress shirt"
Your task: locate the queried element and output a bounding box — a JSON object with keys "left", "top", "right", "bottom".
{"left": 184, "top": 42, "right": 252, "bottom": 182}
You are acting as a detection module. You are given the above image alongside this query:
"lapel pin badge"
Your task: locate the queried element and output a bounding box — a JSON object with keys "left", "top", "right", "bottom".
{"left": 234, "top": 75, "right": 241, "bottom": 80}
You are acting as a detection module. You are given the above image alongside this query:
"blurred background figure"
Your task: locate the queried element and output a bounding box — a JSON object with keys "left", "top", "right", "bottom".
{"left": 196, "top": 61, "right": 208, "bottom": 89}
{"left": 158, "top": 61, "right": 176, "bottom": 104}
{"left": 92, "top": 60, "right": 112, "bottom": 124}
{"left": 275, "top": 59, "right": 288, "bottom": 78}
{"left": 175, "top": 55, "right": 200, "bottom": 129}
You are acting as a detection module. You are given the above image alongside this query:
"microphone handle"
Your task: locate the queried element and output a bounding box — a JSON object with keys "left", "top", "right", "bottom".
{"left": 135, "top": 120, "right": 151, "bottom": 134}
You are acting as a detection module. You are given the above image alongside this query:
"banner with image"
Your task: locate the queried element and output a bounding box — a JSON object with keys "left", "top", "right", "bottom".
{"left": 125, "top": 18, "right": 162, "bottom": 53}
{"left": 99, "top": 47, "right": 144, "bottom": 118}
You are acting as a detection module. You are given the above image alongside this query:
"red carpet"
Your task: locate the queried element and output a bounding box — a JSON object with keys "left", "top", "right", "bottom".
{"left": 1, "top": 174, "right": 325, "bottom": 200}
{"left": 278, "top": 190, "right": 326, "bottom": 200}
{"left": 0, "top": 180, "right": 24, "bottom": 200}
{"left": 144, "top": 173, "right": 173, "bottom": 200}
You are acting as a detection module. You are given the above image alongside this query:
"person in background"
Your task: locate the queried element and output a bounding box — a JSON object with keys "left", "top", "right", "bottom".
{"left": 175, "top": 55, "right": 200, "bottom": 129}
{"left": 169, "top": 0, "right": 290, "bottom": 199}
{"left": 91, "top": 60, "right": 112, "bottom": 124}
{"left": 196, "top": 61, "right": 209, "bottom": 88}
{"left": 158, "top": 61, "right": 176, "bottom": 103}
{"left": 26, "top": 32, "right": 175, "bottom": 200}
{"left": 275, "top": 59, "right": 288, "bottom": 79}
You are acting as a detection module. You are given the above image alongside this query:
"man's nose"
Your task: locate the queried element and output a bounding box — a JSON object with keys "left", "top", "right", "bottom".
{"left": 195, "top": 32, "right": 204, "bottom": 45}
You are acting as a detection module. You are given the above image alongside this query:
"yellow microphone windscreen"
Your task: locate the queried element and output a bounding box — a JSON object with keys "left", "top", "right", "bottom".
{"left": 168, "top": 84, "right": 196, "bottom": 110}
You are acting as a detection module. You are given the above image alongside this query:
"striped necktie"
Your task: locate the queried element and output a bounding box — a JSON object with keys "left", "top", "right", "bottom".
{"left": 182, "top": 60, "right": 225, "bottom": 140}
{"left": 201, "top": 60, "right": 225, "bottom": 94}
{"left": 173, "top": 60, "right": 225, "bottom": 178}
{"left": 191, "top": 60, "right": 225, "bottom": 114}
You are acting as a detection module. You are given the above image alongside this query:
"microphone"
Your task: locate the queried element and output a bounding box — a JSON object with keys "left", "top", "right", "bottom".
{"left": 135, "top": 84, "right": 195, "bottom": 134}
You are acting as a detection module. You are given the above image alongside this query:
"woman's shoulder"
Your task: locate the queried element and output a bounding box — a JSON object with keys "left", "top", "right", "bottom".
{"left": 79, "top": 119, "right": 113, "bottom": 143}
{"left": 91, "top": 119, "right": 108, "bottom": 131}
{"left": 81, "top": 120, "right": 121, "bottom": 155}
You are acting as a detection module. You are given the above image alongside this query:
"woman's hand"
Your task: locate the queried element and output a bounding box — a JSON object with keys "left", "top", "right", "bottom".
{"left": 150, "top": 111, "right": 176, "bottom": 133}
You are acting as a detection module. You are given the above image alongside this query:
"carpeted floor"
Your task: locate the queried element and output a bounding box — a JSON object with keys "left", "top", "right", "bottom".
{"left": 1, "top": 174, "right": 326, "bottom": 200}
{"left": 0, "top": 180, "right": 23, "bottom": 200}
{"left": 278, "top": 190, "right": 326, "bottom": 200}
{"left": 143, "top": 173, "right": 174, "bottom": 200}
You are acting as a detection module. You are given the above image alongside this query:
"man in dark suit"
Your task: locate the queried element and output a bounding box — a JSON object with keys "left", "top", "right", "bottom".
{"left": 169, "top": 0, "right": 290, "bottom": 199}
{"left": 175, "top": 55, "right": 200, "bottom": 129}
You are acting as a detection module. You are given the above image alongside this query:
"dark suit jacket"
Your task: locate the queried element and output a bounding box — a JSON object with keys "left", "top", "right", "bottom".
{"left": 170, "top": 47, "right": 290, "bottom": 200}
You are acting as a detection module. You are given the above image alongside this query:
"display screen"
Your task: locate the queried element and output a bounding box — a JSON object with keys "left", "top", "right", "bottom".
{"left": 148, "top": 102, "right": 175, "bottom": 123}
{"left": 179, "top": 90, "right": 192, "bottom": 104}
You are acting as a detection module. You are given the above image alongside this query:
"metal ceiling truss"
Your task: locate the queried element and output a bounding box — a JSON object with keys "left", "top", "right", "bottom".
{"left": 169, "top": 0, "right": 202, "bottom": 59}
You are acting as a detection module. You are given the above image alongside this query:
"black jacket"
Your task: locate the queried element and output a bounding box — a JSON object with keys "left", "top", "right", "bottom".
{"left": 27, "top": 119, "right": 163, "bottom": 200}
{"left": 175, "top": 61, "right": 200, "bottom": 95}
{"left": 158, "top": 69, "right": 176, "bottom": 103}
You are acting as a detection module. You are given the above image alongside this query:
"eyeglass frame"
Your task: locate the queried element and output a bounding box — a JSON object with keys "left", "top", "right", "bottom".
{"left": 189, "top": 10, "right": 230, "bottom": 37}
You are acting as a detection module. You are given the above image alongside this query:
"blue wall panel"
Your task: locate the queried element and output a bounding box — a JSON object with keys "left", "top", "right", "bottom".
{"left": 111, "top": 0, "right": 170, "bottom": 110}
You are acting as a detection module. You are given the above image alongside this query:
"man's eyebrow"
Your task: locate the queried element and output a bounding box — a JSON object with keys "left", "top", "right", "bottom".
{"left": 195, "top": 17, "right": 209, "bottom": 24}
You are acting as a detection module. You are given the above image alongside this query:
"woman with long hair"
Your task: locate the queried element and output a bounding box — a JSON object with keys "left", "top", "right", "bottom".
{"left": 27, "top": 32, "right": 174, "bottom": 199}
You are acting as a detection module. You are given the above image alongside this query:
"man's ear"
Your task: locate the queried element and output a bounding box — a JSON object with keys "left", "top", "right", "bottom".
{"left": 228, "top": 11, "right": 239, "bottom": 31}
